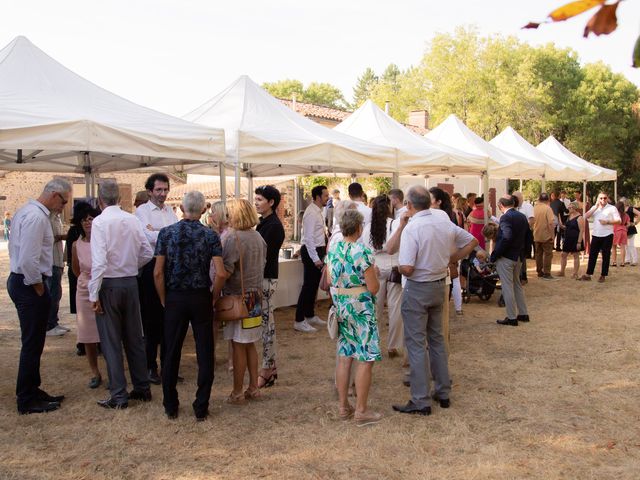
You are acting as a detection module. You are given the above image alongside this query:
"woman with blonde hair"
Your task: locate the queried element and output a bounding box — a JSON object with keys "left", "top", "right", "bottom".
{"left": 220, "top": 199, "right": 266, "bottom": 404}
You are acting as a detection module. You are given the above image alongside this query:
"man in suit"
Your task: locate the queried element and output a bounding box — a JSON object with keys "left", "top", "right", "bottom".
{"left": 491, "top": 195, "right": 530, "bottom": 326}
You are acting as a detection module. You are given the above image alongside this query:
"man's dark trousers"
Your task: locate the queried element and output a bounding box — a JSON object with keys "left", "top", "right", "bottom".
{"left": 7, "top": 273, "right": 51, "bottom": 409}
{"left": 295, "top": 245, "right": 326, "bottom": 322}
{"left": 141, "top": 258, "right": 165, "bottom": 371}
{"left": 162, "top": 289, "right": 214, "bottom": 416}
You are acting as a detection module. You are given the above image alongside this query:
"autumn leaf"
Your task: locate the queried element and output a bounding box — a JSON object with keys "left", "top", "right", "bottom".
{"left": 522, "top": 22, "right": 541, "bottom": 29}
{"left": 583, "top": 2, "right": 619, "bottom": 37}
{"left": 549, "top": 0, "right": 605, "bottom": 22}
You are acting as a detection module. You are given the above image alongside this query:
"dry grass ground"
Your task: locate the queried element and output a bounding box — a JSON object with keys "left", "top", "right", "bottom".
{"left": 1, "top": 247, "right": 639, "bottom": 480}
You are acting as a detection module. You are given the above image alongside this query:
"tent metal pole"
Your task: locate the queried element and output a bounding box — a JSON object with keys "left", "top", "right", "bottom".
{"left": 234, "top": 131, "right": 241, "bottom": 199}
{"left": 541, "top": 175, "right": 546, "bottom": 194}
{"left": 83, "top": 152, "right": 91, "bottom": 198}
{"left": 247, "top": 167, "right": 253, "bottom": 199}
{"left": 583, "top": 181, "right": 587, "bottom": 255}
{"left": 392, "top": 172, "right": 399, "bottom": 189}
{"left": 519, "top": 179, "right": 523, "bottom": 191}
{"left": 293, "top": 177, "right": 300, "bottom": 241}
{"left": 482, "top": 171, "right": 489, "bottom": 226}
{"left": 219, "top": 163, "right": 227, "bottom": 204}
{"left": 614, "top": 180, "right": 618, "bottom": 201}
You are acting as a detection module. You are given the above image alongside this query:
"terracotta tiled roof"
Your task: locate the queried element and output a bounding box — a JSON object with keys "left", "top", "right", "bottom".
{"left": 278, "top": 98, "right": 350, "bottom": 122}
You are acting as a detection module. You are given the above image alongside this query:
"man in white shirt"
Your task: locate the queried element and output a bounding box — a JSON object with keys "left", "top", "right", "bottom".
{"left": 348, "top": 182, "right": 372, "bottom": 226}
{"left": 579, "top": 192, "right": 621, "bottom": 283}
{"left": 513, "top": 191, "right": 534, "bottom": 284}
{"left": 135, "top": 173, "right": 179, "bottom": 384}
{"left": 392, "top": 185, "right": 477, "bottom": 416}
{"left": 8, "top": 178, "right": 71, "bottom": 414}
{"left": 90, "top": 180, "right": 154, "bottom": 409}
{"left": 389, "top": 188, "right": 407, "bottom": 220}
{"left": 294, "top": 185, "right": 329, "bottom": 333}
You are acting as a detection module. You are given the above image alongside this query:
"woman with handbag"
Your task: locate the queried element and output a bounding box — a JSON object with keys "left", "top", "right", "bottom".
{"left": 559, "top": 202, "right": 585, "bottom": 278}
{"left": 326, "top": 209, "right": 382, "bottom": 426}
{"left": 623, "top": 198, "right": 640, "bottom": 266}
{"left": 219, "top": 199, "right": 266, "bottom": 405}
{"left": 361, "top": 195, "right": 404, "bottom": 358}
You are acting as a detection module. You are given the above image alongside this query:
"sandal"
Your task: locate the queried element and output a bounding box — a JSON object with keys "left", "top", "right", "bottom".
{"left": 338, "top": 404, "right": 354, "bottom": 421}
{"left": 225, "top": 392, "right": 246, "bottom": 406}
{"left": 257, "top": 370, "right": 278, "bottom": 389}
{"left": 244, "top": 387, "right": 262, "bottom": 401}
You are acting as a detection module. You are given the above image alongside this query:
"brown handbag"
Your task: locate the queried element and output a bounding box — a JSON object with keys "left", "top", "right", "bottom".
{"left": 214, "top": 232, "right": 249, "bottom": 322}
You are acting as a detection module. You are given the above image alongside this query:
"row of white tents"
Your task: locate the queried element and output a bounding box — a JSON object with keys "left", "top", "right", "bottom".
{"left": 0, "top": 36, "right": 617, "bottom": 205}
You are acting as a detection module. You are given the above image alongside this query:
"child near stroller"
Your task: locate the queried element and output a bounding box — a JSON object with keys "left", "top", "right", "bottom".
{"left": 460, "top": 222, "right": 500, "bottom": 303}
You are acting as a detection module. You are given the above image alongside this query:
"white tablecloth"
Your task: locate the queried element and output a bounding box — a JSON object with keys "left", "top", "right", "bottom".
{"left": 272, "top": 257, "right": 328, "bottom": 309}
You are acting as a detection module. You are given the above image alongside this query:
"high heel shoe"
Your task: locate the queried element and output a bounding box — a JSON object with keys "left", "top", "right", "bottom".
{"left": 88, "top": 375, "right": 102, "bottom": 389}
{"left": 244, "top": 387, "right": 262, "bottom": 401}
{"left": 257, "top": 370, "right": 277, "bottom": 389}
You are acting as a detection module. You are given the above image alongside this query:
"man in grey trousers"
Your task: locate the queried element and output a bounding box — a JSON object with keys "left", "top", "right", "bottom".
{"left": 491, "top": 195, "right": 530, "bottom": 326}
{"left": 393, "top": 186, "right": 477, "bottom": 416}
{"left": 89, "top": 180, "right": 154, "bottom": 409}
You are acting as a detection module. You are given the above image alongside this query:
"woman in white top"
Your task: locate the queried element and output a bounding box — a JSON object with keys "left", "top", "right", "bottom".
{"left": 361, "top": 195, "right": 404, "bottom": 357}
{"left": 328, "top": 200, "right": 357, "bottom": 249}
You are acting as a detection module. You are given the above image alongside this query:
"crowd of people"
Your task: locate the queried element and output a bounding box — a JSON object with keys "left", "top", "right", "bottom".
{"left": 6, "top": 175, "right": 637, "bottom": 426}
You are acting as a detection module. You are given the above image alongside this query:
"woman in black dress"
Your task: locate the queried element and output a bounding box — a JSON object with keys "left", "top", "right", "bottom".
{"left": 559, "top": 202, "right": 584, "bottom": 278}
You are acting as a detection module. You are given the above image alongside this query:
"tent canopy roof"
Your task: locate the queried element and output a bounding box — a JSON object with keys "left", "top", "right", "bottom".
{"left": 183, "top": 76, "right": 397, "bottom": 177}
{"left": 0, "top": 36, "right": 225, "bottom": 173}
{"left": 490, "top": 127, "right": 590, "bottom": 181}
{"left": 426, "top": 114, "right": 545, "bottom": 179}
{"left": 537, "top": 136, "right": 617, "bottom": 182}
{"left": 335, "top": 100, "right": 487, "bottom": 175}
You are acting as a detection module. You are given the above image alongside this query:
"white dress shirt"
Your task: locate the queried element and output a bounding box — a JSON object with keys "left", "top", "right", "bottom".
{"left": 301, "top": 202, "right": 326, "bottom": 263}
{"left": 9, "top": 200, "right": 53, "bottom": 285}
{"left": 399, "top": 209, "right": 475, "bottom": 282}
{"left": 361, "top": 218, "right": 398, "bottom": 274}
{"left": 517, "top": 201, "right": 534, "bottom": 220}
{"left": 135, "top": 200, "right": 179, "bottom": 249}
{"left": 394, "top": 206, "right": 407, "bottom": 220}
{"left": 89, "top": 205, "right": 154, "bottom": 302}
{"left": 355, "top": 201, "right": 372, "bottom": 227}
{"left": 589, "top": 203, "right": 621, "bottom": 237}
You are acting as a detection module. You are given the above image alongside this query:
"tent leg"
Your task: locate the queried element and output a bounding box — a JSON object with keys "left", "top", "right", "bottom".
{"left": 85, "top": 172, "right": 91, "bottom": 198}
{"left": 392, "top": 172, "right": 399, "bottom": 189}
{"left": 519, "top": 179, "right": 523, "bottom": 191}
{"left": 482, "top": 172, "right": 489, "bottom": 225}
{"left": 614, "top": 181, "right": 618, "bottom": 201}
{"left": 234, "top": 164, "right": 241, "bottom": 199}
{"left": 293, "top": 177, "right": 300, "bottom": 241}
{"left": 247, "top": 171, "right": 254, "bottom": 200}
{"left": 541, "top": 176, "right": 546, "bottom": 194}
{"left": 219, "top": 163, "right": 227, "bottom": 203}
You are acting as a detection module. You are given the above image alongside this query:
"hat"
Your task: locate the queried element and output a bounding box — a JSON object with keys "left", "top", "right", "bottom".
{"left": 474, "top": 196, "right": 484, "bottom": 205}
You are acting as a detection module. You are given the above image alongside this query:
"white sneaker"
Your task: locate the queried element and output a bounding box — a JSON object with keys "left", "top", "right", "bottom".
{"left": 306, "top": 315, "right": 327, "bottom": 327}
{"left": 46, "top": 325, "right": 67, "bottom": 337}
{"left": 294, "top": 319, "right": 317, "bottom": 333}
{"left": 57, "top": 324, "right": 71, "bottom": 332}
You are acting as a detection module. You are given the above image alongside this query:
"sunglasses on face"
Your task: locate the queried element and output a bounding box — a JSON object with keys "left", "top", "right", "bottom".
{"left": 54, "top": 192, "right": 68, "bottom": 205}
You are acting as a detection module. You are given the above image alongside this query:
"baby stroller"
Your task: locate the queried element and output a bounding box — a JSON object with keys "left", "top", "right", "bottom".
{"left": 460, "top": 251, "right": 500, "bottom": 303}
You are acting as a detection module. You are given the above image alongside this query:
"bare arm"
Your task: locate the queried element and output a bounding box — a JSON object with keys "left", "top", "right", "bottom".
{"left": 364, "top": 265, "right": 380, "bottom": 296}
{"left": 386, "top": 213, "right": 409, "bottom": 255}
{"left": 451, "top": 237, "right": 479, "bottom": 264}
{"left": 153, "top": 255, "right": 166, "bottom": 307}
{"left": 398, "top": 264, "right": 414, "bottom": 277}
{"left": 71, "top": 242, "right": 81, "bottom": 277}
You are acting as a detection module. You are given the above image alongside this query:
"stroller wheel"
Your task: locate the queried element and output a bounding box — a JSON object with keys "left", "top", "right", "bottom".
{"left": 479, "top": 293, "right": 491, "bottom": 301}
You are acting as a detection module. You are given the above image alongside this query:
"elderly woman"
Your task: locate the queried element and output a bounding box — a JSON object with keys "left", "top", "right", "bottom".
{"left": 559, "top": 202, "right": 585, "bottom": 278}
{"left": 328, "top": 199, "right": 357, "bottom": 248}
{"left": 623, "top": 198, "right": 640, "bottom": 266}
{"left": 221, "top": 199, "right": 266, "bottom": 405}
{"left": 71, "top": 202, "right": 103, "bottom": 388}
{"left": 326, "top": 209, "right": 382, "bottom": 426}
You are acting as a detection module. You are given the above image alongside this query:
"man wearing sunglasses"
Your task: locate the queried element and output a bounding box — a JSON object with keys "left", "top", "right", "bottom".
{"left": 8, "top": 178, "right": 72, "bottom": 414}
{"left": 580, "top": 192, "right": 620, "bottom": 283}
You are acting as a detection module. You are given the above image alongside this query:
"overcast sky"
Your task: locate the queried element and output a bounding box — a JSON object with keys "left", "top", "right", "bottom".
{"left": 4, "top": 0, "right": 639, "bottom": 117}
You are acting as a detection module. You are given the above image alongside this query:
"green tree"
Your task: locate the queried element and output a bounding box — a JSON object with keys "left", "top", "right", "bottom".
{"left": 262, "top": 79, "right": 348, "bottom": 109}
{"left": 352, "top": 67, "right": 378, "bottom": 107}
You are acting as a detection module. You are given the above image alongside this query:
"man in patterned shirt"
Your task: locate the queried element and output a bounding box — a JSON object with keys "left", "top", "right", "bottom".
{"left": 153, "top": 191, "right": 226, "bottom": 421}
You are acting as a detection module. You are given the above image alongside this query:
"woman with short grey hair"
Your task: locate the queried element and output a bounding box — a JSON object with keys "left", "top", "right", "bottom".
{"left": 326, "top": 208, "right": 382, "bottom": 426}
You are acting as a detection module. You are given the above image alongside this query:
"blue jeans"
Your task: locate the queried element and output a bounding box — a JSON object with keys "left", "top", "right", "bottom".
{"left": 7, "top": 273, "right": 51, "bottom": 408}
{"left": 46, "top": 266, "right": 63, "bottom": 330}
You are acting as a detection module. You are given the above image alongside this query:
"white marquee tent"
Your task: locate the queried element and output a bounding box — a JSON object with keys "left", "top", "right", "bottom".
{"left": 0, "top": 36, "right": 226, "bottom": 189}
{"left": 334, "top": 100, "right": 487, "bottom": 176}
{"left": 183, "top": 76, "right": 397, "bottom": 181}
{"left": 537, "top": 136, "right": 617, "bottom": 182}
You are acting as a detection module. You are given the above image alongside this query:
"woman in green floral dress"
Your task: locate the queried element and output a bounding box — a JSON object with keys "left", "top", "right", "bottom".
{"left": 326, "top": 209, "right": 382, "bottom": 426}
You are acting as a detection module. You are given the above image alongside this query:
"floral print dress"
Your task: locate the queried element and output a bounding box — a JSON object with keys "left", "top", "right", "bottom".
{"left": 326, "top": 241, "right": 381, "bottom": 362}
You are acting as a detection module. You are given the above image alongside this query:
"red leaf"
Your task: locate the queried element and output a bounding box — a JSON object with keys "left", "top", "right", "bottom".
{"left": 522, "top": 22, "right": 541, "bottom": 29}
{"left": 583, "top": 2, "right": 619, "bottom": 37}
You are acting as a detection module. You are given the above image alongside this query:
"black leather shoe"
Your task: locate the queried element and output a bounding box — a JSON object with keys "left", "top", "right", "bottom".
{"left": 128, "top": 389, "right": 152, "bottom": 402}
{"left": 517, "top": 315, "right": 530, "bottom": 322}
{"left": 433, "top": 397, "right": 450, "bottom": 408}
{"left": 88, "top": 376, "right": 102, "bottom": 389}
{"left": 195, "top": 410, "right": 208, "bottom": 422}
{"left": 165, "top": 409, "right": 178, "bottom": 420}
{"left": 496, "top": 318, "right": 518, "bottom": 326}
{"left": 97, "top": 398, "right": 128, "bottom": 409}
{"left": 37, "top": 389, "right": 65, "bottom": 403}
{"left": 18, "top": 400, "right": 60, "bottom": 415}
{"left": 149, "top": 369, "right": 161, "bottom": 385}
{"left": 392, "top": 402, "right": 431, "bottom": 415}
{"left": 402, "top": 378, "right": 410, "bottom": 387}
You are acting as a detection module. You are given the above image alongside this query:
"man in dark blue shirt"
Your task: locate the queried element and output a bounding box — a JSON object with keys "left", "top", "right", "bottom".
{"left": 491, "top": 195, "right": 530, "bottom": 327}
{"left": 154, "top": 191, "right": 226, "bottom": 421}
